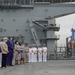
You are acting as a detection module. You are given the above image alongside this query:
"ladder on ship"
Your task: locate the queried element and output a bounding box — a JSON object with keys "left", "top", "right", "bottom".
{"left": 28, "top": 20, "right": 40, "bottom": 46}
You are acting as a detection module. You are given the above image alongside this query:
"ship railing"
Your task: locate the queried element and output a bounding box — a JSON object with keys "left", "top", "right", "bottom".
{"left": 0, "top": 3, "right": 18, "bottom": 5}
{"left": 57, "top": 46, "right": 66, "bottom": 53}
{"left": 0, "top": 0, "right": 75, "bottom": 5}
{"left": 34, "top": 0, "right": 75, "bottom": 3}
{"left": 54, "top": 46, "right": 66, "bottom": 59}
{"left": 48, "top": 23, "right": 60, "bottom": 28}
{"left": 0, "top": 0, "right": 32, "bottom": 5}
{"left": 55, "top": 35, "right": 60, "bottom": 38}
{"left": 49, "top": 34, "right": 60, "bottom": 38}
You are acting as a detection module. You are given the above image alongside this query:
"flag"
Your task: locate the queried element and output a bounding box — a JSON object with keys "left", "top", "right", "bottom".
{"left": 72, "top": 28, "right": 75, "bottom": 40}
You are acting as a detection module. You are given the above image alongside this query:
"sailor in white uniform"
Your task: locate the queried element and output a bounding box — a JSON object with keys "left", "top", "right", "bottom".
{"left": 42, "top": 44, "right": 48, "bottom": 62}
{"left": 32, "top": 44, "right": 37, "bottom": 62}
{"left": 38, "top": 44, "right": 43, "bottom": 62}
{"left": 28, "top": 45, "right": 32, "bottom": 62}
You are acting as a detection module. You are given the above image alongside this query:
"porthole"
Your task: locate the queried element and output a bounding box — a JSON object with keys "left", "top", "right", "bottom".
{"left": 1, "top": 19, "right": 3, "bottom": 22}
{"left": 25, "top": 29, "right": 27, "bottom": 32}
{"left": 13, "top": 19, "right": 15, "bottom": 22}
{"left": 16, "top": 29, "right": 18, "bottom": 32}
{"left": 4, "top": 29, "right": 6, "bottom": 32}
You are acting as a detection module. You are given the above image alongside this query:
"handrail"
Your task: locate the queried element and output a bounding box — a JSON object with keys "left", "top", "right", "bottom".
{"left": 49, "top": 34, "right": 60, "bottom": 38}
{"left": 48, "top": 23, "right": 60, "bottom": 28}
{"left": 0, "top": 0, "right": 75, "bottom": 6}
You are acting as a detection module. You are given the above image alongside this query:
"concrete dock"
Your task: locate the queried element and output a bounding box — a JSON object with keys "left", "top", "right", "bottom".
{"left": 0, "top": 60, "right": 75, "bottom": 75}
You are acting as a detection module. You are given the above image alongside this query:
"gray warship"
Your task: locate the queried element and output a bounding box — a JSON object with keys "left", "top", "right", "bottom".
{"left": 0, "top": 0, "right": 75, "bottom": 59}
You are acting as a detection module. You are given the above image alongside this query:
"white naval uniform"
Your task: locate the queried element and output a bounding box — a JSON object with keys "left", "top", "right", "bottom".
{"left": 0, "top": 42, "right": 2, "bottom": 67}
{"left": 32, "top": 47, "right": 37, "bottom": 62}
{"left": 28, "top": 48, "right": 32, "bottom": 62}
{"left": 38, "top": 47, "right": 43, "bottom": 62}
{"left": 42, "top": 47, "right": 47, "bottom": 62}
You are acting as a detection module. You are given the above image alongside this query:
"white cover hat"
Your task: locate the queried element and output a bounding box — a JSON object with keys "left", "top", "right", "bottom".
{"left": 3, "top": 37, "right": 8, "bottom": 40}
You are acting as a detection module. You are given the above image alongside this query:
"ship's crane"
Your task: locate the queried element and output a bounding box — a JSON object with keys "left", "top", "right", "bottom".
{"left": 28, "top": 20, "right": 40, "bottom": 46}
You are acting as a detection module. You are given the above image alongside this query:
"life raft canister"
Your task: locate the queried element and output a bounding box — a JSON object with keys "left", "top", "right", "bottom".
{"left": 68, "top": 41, "right": 75, "bottom": 48}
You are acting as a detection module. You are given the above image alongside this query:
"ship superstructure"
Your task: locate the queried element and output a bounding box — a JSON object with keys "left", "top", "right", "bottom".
{"left": 0, "top": 0, "right": 75, "bottom": 59}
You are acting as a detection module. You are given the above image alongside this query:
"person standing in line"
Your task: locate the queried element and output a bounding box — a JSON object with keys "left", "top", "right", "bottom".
{"left": 19, "top": 42, "right": 25, "bottom": 64}
{"left": 31, "top": 45, "right": 34, "bottom": 63}
{"left": 28, "top": 45, "right": 32, "bottom": 62}
{"left": 14, "top": 41, "right": 20, "bottom": 65}
{"left": 32, "top": 44, "right": 37, "bottom": 62}
{"left": 42, "top": 44, "right": 48, "bottom": 62}
{"left": 38, "top": 44, "right": 43, "bottom": 62}
{"left": 1, "top": 37, "right": 9, "bottom": 68}
{"left": 6, "top": 36, "right": 14, "bottom": 66}
{"left": 0, "top": 39, "right": 3, "bottom": 67}
{"left": 25, "top": 43, "right": 29, "bottom": 63}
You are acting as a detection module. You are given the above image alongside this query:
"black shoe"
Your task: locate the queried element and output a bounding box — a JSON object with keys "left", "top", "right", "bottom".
{"left": 1, "top": 67, "right": 3, "bottom": 68}
{"left": 4, "top": 66, "right": 6, "bottom": 68}
{"left": 1, "top": 67, "right": 6, "bottom": 68}
{"left": 6, "top": 65, "right": 9, "bottom": 67}
{"left": 10, "top": 65, "right": 14, "bottom": 66}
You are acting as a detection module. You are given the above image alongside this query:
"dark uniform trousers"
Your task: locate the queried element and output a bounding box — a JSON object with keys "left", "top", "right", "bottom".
{"left": 1, "top": 54, "right": 7, "bottom": 67}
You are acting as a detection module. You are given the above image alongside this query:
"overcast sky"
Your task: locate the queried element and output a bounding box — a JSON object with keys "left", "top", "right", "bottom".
{"left": 56, "top": 14, "right": 75, "bottom": 46}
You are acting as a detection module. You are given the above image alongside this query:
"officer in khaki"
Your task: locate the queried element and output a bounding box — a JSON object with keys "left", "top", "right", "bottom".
{"left": 25, "top": 43, "right": 29, "bottom": 63}
{"left": 1, "top": 37, "right": 9, "bottom": 68}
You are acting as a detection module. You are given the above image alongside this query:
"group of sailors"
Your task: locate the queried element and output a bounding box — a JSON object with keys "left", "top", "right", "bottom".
{"left": 14, "top": 41, "right": 48, "bottom": 64}
{"left": 0, "top": 36, "right": 48, "bottom": 68}
{"left": 28, "top": 44, "right": 48, "bottom": 63}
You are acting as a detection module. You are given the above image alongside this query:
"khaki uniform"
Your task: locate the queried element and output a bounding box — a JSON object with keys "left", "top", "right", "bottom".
{"left": 0, "top": 42, "right": 2, "bottom": 67}
{"left": 14, "top": 44, "right": 20, "bottom": 65}
{"left": 2, "top": 42, "right": 8, "bottom": 54}
{"left": 2, "top": 41, "right": 9, "bottom": 67}
{"left": 25, "top": 46, "right": 29, "bottom": 63}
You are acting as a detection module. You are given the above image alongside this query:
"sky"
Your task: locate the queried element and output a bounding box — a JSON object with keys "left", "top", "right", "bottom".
{"left": 56, "top": 14, "right": 75, "bottom": 46}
